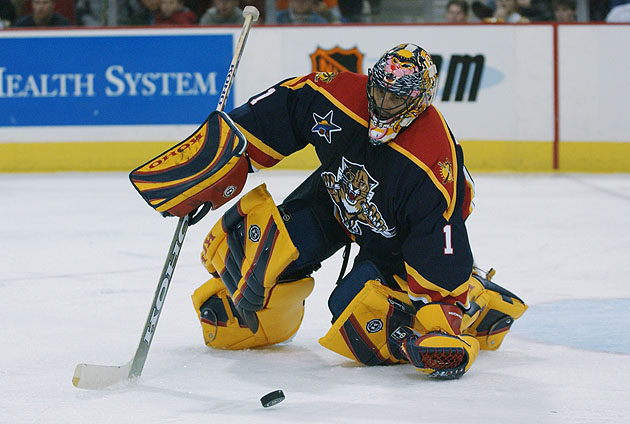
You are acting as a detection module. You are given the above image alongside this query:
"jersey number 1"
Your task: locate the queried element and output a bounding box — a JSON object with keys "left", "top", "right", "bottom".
{"left": 443, "top": 225, "right": 454, "bottom": 255}
{"left": 250, "top": 88, "right": 276, "bottom": 105}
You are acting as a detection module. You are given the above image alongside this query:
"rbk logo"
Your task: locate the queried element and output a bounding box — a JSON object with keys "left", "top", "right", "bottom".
{"left": 312, "top": 110, "right": 341, "bottom": 144}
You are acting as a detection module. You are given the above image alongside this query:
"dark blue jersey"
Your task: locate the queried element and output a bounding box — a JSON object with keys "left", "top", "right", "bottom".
{"left": 229, "top": 71, "right": 475, "bottom": 305}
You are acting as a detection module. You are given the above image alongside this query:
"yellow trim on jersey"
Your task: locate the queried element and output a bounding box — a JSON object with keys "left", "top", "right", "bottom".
{"left": 234, "top": 122, "right": 285, "bottom": 169}
{"left": 434, "top": 108, "right": 459, "bottom": 221}
{"left": 406, "top": 265, "right": 470, "bottom": 300}
{"left": 280, "top": 75, "right": 305, "bottom": 87}
{"left": 463, "top": 165, "right": 475, "bottom": 216}
{"left": 387, "top": 142, "right": 455, "bottom": 221}
{"left": 281, "top": 78, "right": 368, "bottom": 128}
{"left": 387, "top": 109, "right": 459, "bottom": 221}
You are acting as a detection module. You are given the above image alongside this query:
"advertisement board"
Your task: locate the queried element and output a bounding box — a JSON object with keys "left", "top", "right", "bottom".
{"left": 236, "top": 25, "right": 554, "bottom": 143}
{"left": 1, "top": 24, "right": 629, "bottom": 172}
{"left": 1, "top": 30, "right": 233, "bottom": 127}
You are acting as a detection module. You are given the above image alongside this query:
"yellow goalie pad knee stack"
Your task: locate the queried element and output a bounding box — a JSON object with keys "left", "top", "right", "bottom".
{"left": 200, "top": 184, "right": 299, "bottom": 313}
{"left": 319, "top": 280, "right": 481, "bottom": 378}
{"left": 462, "top": 274, "right": 527, "bottom": 350}
{"left": 319, "top": 281, "right": 421, "bottom": 365}
{"left": 192, "top": 277, "right": 314, "bottom": 350}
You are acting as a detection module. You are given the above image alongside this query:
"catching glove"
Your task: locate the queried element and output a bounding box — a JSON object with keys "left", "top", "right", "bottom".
{"left": 389, "top": 302, "right": 480, "bottom": 379}
{"left": 390, "top": 327, "right": 480, "bottom": 379}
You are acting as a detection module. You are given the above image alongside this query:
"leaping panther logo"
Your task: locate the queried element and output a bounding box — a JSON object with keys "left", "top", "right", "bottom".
{"left": 321, "top": 157, "right": 396, "bottom": 238}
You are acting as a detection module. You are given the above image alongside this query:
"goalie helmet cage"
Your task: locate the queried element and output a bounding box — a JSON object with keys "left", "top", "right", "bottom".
{"left": 72, "top": 6, "right": 260, "bottom": 390}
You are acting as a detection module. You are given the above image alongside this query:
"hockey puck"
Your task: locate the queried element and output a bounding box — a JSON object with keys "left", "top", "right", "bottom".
{"left": 260, "top": 389, "right": 285, "bottom": 408}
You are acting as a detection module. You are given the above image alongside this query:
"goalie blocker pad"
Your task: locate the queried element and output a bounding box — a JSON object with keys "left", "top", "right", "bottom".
{"left": 129, "top": 110, "right": 249, "bottom": 217}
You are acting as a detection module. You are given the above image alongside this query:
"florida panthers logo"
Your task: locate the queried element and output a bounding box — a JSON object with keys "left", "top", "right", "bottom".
{"left": 321, "top": 157, "right": 396, "bottom": 238}
{"left": 314, "top": 71, "right": 337, "bottom": 83}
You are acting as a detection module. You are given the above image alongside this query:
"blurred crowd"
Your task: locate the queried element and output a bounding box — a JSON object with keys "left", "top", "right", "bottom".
{"left": 1, "top": 0, "right": 629, "bottom": 28}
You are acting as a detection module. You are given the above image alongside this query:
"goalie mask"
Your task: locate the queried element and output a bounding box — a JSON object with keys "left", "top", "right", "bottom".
{"left": 367, "top": 43, "right": 438, "bottom": 145}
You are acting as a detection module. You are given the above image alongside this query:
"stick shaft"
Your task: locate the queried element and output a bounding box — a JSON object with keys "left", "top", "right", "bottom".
{"left": 73, "top": 9, "right": 259, "bottom": 389}
{"left": 129, "top": 214, "right": 189, "bottom": 377}
{"left": 216, "top": 11, "right": 257, "bottom": 112}
{"left": 127, "top": 9, "right": 258, "bottom": 380}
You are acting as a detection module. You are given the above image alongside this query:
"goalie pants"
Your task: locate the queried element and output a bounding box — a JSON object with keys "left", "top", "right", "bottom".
{"left": 278, "top": 198, "right": 407, "bottom": 320}
{"left": 194, "top": 190, "right": 526, "bottom": 366}
{"left": 193, "top": 194, "right": 410, "bottom": 347}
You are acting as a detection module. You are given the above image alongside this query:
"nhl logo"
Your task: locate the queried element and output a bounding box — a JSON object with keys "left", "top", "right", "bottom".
{"left": 365, "top": 318, "right": 383, "bottom": 333}
{"left": 248, "top": 225, "right": 261, "bottom": 242}
{"left": 310, "top": 46, "right": 364, "bottom": 74}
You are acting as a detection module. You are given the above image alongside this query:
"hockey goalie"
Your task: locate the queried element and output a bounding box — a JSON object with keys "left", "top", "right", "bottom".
{"left": 133, "top": 43, "right": 527, "bottom": 379}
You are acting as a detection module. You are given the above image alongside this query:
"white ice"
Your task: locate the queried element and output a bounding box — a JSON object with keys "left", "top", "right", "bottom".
{"left": 1, "top": 171, "right": 630, "bottom": 423}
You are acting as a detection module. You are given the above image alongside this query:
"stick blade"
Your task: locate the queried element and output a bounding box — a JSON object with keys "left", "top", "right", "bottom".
{"left": 72, "top": 361, "right": 133, "bottom": 390}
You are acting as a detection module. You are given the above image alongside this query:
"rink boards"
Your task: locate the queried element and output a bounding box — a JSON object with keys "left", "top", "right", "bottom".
{"left": 1, "top": 24, "right": 629, "bottom": 172}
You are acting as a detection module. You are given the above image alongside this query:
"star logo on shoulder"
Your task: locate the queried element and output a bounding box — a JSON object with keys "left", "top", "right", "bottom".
{"left": 312, "top": 110, "right": 342, "bottom": 144}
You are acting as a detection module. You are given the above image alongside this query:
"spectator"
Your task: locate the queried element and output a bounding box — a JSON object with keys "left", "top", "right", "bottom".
{"left": 551, "top": 0, "right": 575, "bottom": 21}
{"left": 13, "top": 0, "right": 71, "bottom": 25}
{"left": 471, "top": 1, "right": 494, "bottom": 20}
{"left": 590, "top": 0, "right": 610, "bottom": 21}
{"left": 277, "top": 0, "right": 341, "bottom": 22}
{"left": 606, "top": 2, "right": 630, "bottom": 21}
{"left": 276, "top": 0, "right": 327, "bottom": 23}
{"left": 339, "top": 0, "right": 380, "bottom": 22}
{"left": 516, "top": 0, "right": 552, "bottom": 21}
{"left": 445, "top": 0, "right": 469, "bottom": 22}
{"left": 185, "top": 0, "right": 209, "bottom": 19}
{"left": 199, "top": 0, "right": 244, "bottom": 24}
{"left": 1, "top": 0, "right": 17, "bottom": 27}
{"left": 338, "top": 0, "right": 362, "bottom": 22}
{"left": 20, "top": 0, "right": 75, "bottom": 23}
{"left": 75, "top": 0, "right": 142, "bottom": 26}
{"left": 128, "top": 0, "right": 159, "bottom": 24}
{"left": 488, "top": 0, "right": 530, "bottom": 22}
{"left": 75, "top": 0, "right": 105, "bottom": 25}
{"left": 314, "top": 0, "right": 342, "bottom": 22}
{"left": 154, "top": 0, "right": 196, "bottom": 24}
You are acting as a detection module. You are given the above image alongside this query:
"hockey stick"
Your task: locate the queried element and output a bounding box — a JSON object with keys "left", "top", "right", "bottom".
{"left": 72, "top": 6, "right": 260, "bottom": 390}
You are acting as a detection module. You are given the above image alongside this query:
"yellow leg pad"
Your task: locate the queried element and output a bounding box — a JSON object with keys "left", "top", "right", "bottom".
{"left": 200, "top": 183, "right": 299, "bottom": 310}
{"left": 319, "top": 281, "right": 422, "bottom": 366}
{"left": 226, "top": 183, "right": 299, "bottom": 276}
{"left": 462, "top": 276, "right": 528, "bottom": 350}
{"left": 415, "top": 302, "right": 465, "bottom": 336}
{"left": 192, "top": 277, "right": 314, "bottom": 350}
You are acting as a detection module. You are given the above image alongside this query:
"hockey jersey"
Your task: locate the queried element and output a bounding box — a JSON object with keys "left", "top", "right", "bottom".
{"left": 229, "top": 71, "right": 475, "bottom": 305}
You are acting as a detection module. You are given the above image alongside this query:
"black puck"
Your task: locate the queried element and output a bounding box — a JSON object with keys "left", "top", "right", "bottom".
{"left": 260, "top": 389, "right": 285, "bottom": 408}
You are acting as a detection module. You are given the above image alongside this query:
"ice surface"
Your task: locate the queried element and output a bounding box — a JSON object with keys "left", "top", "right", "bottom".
{"left": 1, "top": 171, "right": 629, "bottom": 423}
